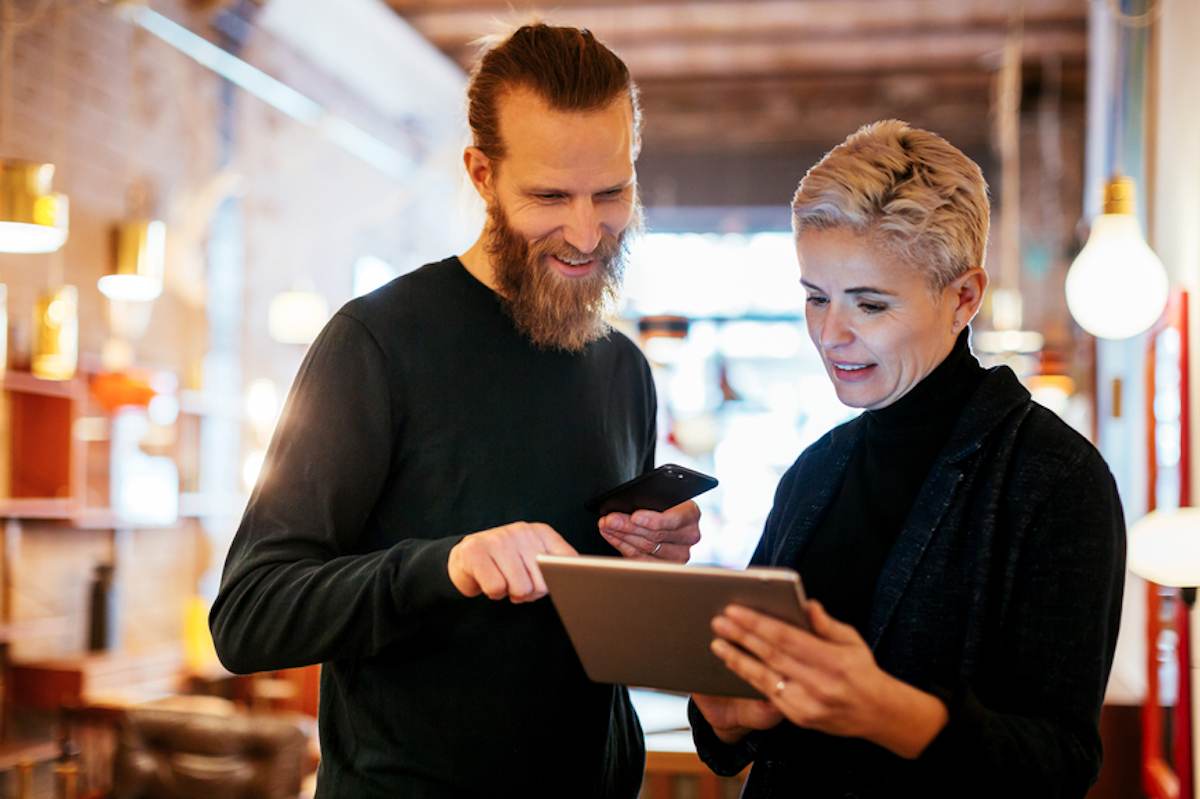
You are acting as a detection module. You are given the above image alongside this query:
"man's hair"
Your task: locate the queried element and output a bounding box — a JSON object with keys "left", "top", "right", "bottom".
{"left": 791, "top": 119, "right": 990, "bottom": 290}
{"left": 467, "top": 23, "right": 642, "bottom": 161}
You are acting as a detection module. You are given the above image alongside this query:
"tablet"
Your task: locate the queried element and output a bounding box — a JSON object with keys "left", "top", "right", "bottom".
{"left": 537, "top": 554, "right": 808, "bottom": 699}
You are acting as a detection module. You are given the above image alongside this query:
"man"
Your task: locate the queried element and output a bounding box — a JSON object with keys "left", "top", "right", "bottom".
{"left": 210, "top": 23, "right": 700, "bottom": 799}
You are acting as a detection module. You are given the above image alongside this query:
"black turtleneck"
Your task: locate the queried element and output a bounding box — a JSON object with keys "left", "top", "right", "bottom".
{"left": 798, "top": 329, "right": 985, "bottom": 634}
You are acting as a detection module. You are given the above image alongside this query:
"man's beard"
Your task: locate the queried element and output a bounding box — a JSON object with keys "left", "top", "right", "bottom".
{"left": 486, "top": 201, "right": 641, "bottom": 353}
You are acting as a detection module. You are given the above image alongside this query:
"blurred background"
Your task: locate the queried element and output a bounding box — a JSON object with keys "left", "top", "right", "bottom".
{"left": 0, "top": 0, "right": 1196, "bottom": 797}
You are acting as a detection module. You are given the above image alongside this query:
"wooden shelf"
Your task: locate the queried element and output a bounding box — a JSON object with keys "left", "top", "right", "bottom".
{"left": 10, "top": 648, "right": 186, "bottom": 711}
{"left": 1, "top": 371, "right": 84, "bottom": 399}
{"left": 0, "top": 739, "right": 59, "bottom": 771}
{"left": 0, "top": 497, "right": 76, "bottom": 520}
{"left": 72, "top": 508, "right": 175, "bottom": 531}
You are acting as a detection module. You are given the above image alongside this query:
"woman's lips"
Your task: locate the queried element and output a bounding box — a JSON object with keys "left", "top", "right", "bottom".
{"left": 831, "top": 362, "right": 877, "bottom": 382}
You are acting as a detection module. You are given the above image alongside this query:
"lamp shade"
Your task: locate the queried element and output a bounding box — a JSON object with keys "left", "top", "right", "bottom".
{"left": 1065, "top": 177, "right": 1169, "bottom": 340}
{"left": 268, "top": 288, "right": 328, "bottom": 345}
{"left": 32, "top": 285, "right": 78, "bottom": 381}
{"left": 99, "top": 220, "right": 166, "bottom": 302}
{"left": 1128, "top": 508, "right": 1200, "bottom": 587}
{"left": 0, "top": 160, "right": 69, "bottom": 254}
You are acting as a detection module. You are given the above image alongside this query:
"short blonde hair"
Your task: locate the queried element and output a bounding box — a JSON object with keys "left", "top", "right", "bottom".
{"left": 791, "top": 120, "right": 989, "bottom": 289}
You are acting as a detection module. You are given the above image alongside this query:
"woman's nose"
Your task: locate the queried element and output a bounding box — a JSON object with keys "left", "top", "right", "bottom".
{"left": 819, "top": 308, "right": 854, "bottom": 349}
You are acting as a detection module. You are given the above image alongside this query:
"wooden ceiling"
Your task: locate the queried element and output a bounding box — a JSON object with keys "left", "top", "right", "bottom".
{"left": 386, "top": 0, "right": 1089, "bottom": 160}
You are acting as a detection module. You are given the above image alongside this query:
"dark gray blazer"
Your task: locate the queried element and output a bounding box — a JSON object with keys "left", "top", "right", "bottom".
{"left": 690, "top": 365, "right": 1126, "bottom": 798}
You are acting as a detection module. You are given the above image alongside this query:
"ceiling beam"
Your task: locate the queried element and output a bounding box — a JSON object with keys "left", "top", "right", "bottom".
{"left": 638, "top": 102, "right": 997, "bottom": 152}
{"left": 388, "top": 0, "right": 1083, "bottom": 14}
{"left": 399, "top": 0, "right": 1086, "bottom": 51}
{"left": 440, "top": 27, "right": 1084, "bottom": 79}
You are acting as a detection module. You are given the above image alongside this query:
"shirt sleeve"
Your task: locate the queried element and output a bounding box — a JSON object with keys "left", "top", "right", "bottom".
{"left": 913, "top": 449, "right": 1126, "bottom": 797}
{"left": 209, "top": 312, "right": 465, "bottom": 674}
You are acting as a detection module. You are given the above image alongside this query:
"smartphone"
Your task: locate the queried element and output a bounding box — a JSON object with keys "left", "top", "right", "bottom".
{"left": 585, "top": 464, "right": 718, "bottom": 516}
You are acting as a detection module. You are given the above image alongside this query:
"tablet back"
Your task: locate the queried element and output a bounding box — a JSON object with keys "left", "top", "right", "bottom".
{"left": 538, "top": 555, "right": 807, "bottom": 698}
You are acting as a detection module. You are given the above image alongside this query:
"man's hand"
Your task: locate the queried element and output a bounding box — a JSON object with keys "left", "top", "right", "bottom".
{"left": 598, "top": 500, "right": 701, "bottom": 563}
{"left": 448, "top": 522, "right": 577, "bottom": 602}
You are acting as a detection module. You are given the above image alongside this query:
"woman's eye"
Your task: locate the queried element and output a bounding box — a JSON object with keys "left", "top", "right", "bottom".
{"left": 858, "top": 302, "right": 887, "bottom": 314}
{"left": 805, "top": 296, "right": 828, "bottom": 307}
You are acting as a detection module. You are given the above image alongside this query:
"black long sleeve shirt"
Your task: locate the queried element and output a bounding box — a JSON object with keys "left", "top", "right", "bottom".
{"left": 210, "top": 257, "right": 656, "bottom": 798}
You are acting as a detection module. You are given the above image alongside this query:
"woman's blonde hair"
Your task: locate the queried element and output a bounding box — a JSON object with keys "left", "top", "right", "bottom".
{"left": 791, "top": 120, "right": 989, "bottom": 289}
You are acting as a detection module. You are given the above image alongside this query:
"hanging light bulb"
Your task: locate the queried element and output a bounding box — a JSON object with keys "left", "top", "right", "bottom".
{"left": 99, "top": 219, "right": 165, "bottom": 302}
{"left": 268, "top": 286, "right": 329, "bottom": 345}
{"left": 32, "top": 285, "right": 78, "bottom": 381}
{"left": 0, "top": 161, "right": 69, "bottom": 254}
{"left": 1065, "top": 176, "right": 1169, "bottom": 339}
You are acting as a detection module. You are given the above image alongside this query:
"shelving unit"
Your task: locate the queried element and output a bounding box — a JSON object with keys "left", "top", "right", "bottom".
{"left": 0, "top": 371, "right": 86, "bottom": 522}
{"left": 0, "top": 370, "right": 240, "bottom": 526}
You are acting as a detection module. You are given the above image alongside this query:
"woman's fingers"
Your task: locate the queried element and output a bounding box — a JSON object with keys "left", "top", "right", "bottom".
{"left": 717, "top": 605, "right": 836, "bottom": 672}
{"left": 711, "top": 638, "right": 783, "bottom": 698}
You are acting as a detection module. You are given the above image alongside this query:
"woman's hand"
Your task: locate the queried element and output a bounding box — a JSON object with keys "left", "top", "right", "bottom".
{"left": 691, "top": 693, "right": 784, "bottom": 744}
{"left": 710, "top": 600, "right": 948, "bottom": 758}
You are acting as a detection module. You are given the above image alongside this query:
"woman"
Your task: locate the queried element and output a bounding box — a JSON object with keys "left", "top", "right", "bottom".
{"left": 689, "top": 120, "right": 1125, "bottom": 798}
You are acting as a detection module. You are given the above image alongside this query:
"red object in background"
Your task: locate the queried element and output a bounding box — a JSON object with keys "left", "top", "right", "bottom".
{"left": 1143, "top": 290, "right": 1192, "bottom": 799}
{"left": 90, "top": 371, "right": 156, "bottom": 412}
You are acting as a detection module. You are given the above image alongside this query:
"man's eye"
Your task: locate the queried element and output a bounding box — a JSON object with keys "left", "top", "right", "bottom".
{"left": 805, "top": 296, "right": 828, "bottom": 306}
{"left": 859, "top": 302, "right": 887, "bottom": 314}
{"left": 535, "top": 193, "right": 565, "bottom": 201}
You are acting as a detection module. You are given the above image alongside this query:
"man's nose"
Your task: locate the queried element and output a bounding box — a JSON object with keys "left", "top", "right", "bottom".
{"left": 562, "top": 200, "right": 603, "bottom": 255}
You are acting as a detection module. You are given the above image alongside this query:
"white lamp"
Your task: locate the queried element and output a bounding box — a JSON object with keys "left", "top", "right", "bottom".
{"left": 0, "top": 161, "right": 69, "bottom": 254}
{"left": 1065, "top": 177, "right": 1169, "bottom": 340}
{"left": 99, "top": 220, "right": 166, "bottom": 302}
{"left": 1128, "top": 508, "right": 1200, "bottom": 588}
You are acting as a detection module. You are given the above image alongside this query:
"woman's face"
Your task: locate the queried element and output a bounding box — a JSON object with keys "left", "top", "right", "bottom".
{"left": 797, "top": 226, "right": 979, "bottom": 410}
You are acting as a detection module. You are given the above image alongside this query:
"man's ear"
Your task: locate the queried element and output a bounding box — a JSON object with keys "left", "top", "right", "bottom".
{"left": 464, "top": 147, "right": 496, "bottom": 204}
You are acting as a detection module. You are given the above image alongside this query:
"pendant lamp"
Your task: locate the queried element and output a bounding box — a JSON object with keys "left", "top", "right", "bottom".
{"left": 0, "top": 160, "right": 69, "bottom": 254}
{"left": 1065, "top": 176, "right": 1169, "bottom": 339}
{"left": 99, "top": 219, "right": 166, "bottom": 302}
{"left": 31, "top": 284, "right": 78, "bottom": 381}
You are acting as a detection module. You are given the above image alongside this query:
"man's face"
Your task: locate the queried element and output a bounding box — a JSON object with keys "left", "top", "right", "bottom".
{"left": 482, "top": 88, "right": 640, "bottom": 352}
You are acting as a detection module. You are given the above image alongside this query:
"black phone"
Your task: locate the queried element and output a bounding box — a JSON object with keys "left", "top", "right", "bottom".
{"left": 585, "top": 464, "right": 718, "bottom": 516}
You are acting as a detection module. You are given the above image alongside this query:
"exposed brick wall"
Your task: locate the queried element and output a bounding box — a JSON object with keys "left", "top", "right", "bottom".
{"left": 0, "top": 0, "right": 468, "bottom": 662}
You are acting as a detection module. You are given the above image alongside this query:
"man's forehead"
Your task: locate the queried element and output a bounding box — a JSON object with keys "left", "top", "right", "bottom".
{"left": 497, "top": 87, "right": 635, "bottom": 182}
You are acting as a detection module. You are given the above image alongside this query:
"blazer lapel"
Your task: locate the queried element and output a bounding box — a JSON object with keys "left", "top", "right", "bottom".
{"left": 771, "top": 422, "right": 862, "bottom": 569}
{"left": 865, "top": 464, "right": 964, "bottom": 648}
{"left": 865, "top": 366, "right": 1033, "bottom": 648}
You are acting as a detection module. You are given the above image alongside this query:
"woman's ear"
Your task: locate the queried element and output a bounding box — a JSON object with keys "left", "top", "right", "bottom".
{"left": 463, "top": 147, "right": 496, "bottom": 204}
{"left": 950, "top": 267, "right": 988, "bottom": 331}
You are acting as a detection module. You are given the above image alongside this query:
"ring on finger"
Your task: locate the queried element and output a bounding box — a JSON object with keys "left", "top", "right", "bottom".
{"left": 774, "top": 678, "right": 787, "bottom": 696}
{"left": 652, "top": 542, "right": 663, "bottom": 556}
